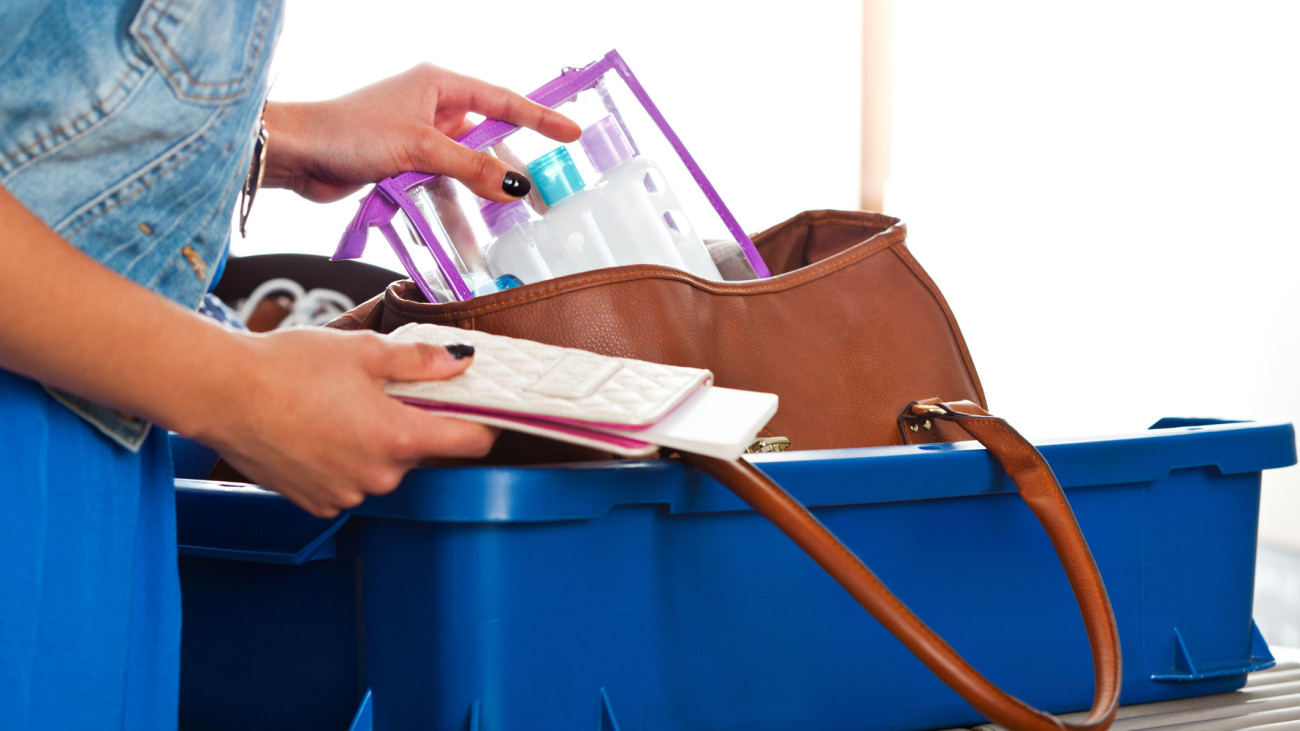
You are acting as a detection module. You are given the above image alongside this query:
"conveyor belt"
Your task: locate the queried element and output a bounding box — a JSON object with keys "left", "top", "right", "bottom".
{"left": 945, "top": 662, "right": 1300, "bottom": 731}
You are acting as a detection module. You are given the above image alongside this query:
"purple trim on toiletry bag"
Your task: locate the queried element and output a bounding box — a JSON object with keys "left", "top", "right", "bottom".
{"left": 333, "top": 50, "right": 769, "bottom": 300}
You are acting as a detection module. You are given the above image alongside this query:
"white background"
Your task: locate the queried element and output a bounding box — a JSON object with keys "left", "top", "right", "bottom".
{"left": 886, "top": 2, "right": 1300, "bottom": 550}
{"left": 240, "top": 1, "right": 1298, "bottom": 549}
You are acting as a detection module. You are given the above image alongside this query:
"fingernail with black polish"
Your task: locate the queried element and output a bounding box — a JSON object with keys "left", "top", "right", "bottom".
{"left": 502, "top": 171, "right": 531, "bottom": 198}
{"left": 444, "top": 342, "right": 475, "bottom": 359}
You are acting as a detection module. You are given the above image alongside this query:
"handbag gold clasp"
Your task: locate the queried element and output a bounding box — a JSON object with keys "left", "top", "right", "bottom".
{"left": 746, "top": 436, "right": 791, "bottom": 454}
{"left": 909, "top": 403, "right": 949, "bottom": 417}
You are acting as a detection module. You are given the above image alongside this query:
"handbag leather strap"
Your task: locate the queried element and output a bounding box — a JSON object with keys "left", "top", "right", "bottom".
{"left": 681, "top": 399, "right": 1121, "bottom": 731}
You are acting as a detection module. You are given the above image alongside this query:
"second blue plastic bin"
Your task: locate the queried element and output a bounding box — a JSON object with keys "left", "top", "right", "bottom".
{"left": 174, "top": 418, "right": 1296, "bottom": 731}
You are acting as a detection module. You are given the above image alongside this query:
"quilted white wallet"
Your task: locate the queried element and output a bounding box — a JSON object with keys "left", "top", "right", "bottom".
{"left": 384, "top": 324, "right": 779, "bottom": 459}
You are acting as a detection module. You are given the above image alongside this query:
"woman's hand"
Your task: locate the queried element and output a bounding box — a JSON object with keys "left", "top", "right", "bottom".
{"left": 194, "top": 328, "right": 498, "bottom": 518}
{"left": 261, "top": 63, "right": 581, "bottom": 204}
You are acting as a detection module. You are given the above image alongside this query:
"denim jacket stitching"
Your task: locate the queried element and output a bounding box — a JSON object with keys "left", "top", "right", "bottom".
{"left": 44, "top": 386, "right": 151, "bottom": 452}
{"left": 132, "top": 0, "right": 275, "bottom": 102}
{"left": 155, "top": 8, "right": 271, "bottom": 95}
{"left": 57, "top": 102, "right": 230, "bottom": 239}
{"left": 0, "top": 57, "right": 150, "bottom": 178}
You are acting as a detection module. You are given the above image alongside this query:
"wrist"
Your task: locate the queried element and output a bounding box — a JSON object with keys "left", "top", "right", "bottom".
{"left": 165, "top": 328, "right": 269, "bottom": 449}
{"left": 260, "top": 101, "right": 312, "bottom": 191}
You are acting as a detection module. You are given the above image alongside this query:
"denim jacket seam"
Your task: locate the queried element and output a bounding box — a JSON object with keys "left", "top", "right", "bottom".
{"left": 43, "top": 385, "right": 151, "bottom": 452}
{"left": 133, "top": 0, "right": 275, "bottom": 102}
{"left": 0, "top": 58, "right": 151, "bottom": 179}
{"left": 56, "top": 102, "right": 230, "bottom": 240}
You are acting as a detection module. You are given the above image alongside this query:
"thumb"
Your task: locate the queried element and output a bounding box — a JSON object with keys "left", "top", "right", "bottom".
{"left": 376, "top": 339, "right": 476, "bottom": 383}
{"left": 424, "top": 135, "right": 533, "bottom": 203}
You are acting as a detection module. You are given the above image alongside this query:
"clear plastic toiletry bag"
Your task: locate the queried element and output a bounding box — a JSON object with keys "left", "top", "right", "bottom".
{"left": 334, "top": 50, "right": 770, "bottom": 303}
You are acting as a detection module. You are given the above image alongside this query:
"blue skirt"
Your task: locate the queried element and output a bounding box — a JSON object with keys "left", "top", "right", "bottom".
{"left": 0, "top": 369, "right": 179, "bottom": 729}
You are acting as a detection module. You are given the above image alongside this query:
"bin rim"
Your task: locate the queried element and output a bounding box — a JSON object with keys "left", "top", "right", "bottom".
{"left": 342, "top": 418, "right": 1297, "bottom": 523}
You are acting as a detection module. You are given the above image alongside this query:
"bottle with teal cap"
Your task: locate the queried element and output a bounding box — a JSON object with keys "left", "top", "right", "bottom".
{"left": 526, "top": 147, "right": 622, "bottom": 273}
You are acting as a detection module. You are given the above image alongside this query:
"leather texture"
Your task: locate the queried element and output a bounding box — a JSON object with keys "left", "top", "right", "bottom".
{"left": 330, "top": 210, "right": 987, "bottom": 458}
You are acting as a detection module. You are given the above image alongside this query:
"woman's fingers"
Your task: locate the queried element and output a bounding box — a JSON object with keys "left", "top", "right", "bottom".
{"left": 438, "top": 68, "right": 582, "bottom": 143}
{"left": 366, "top": 335, "right": 475, "bottom": 383}
{"left": 383, "top": 406, "right": 498, "bottom": 464}
{"left": 416, "top": 132, "right": 535, "bottom": 202}
{"left": 415, "top": 67, "right": 581, "bottom": 200}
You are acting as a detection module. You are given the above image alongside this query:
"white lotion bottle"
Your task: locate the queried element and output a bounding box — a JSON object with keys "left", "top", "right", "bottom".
{"left": 477, "top": 198, "right": 558, "bottom": 284}
{"left": 580, "top": 116, "right": 723, "bottom": 279}
{"left": 526, "top": 147, "right": 621, "bottom": 273}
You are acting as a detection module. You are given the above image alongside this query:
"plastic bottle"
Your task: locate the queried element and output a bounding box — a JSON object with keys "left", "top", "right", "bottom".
{"left": 477, "top": 198, "right": 558, "bottom": 283}
{"left": 407, "top": 184, "right": 496, "bottom": 295}
{"left": 580, "top": 116, "right": 723, "bottom": 279}
{"left": 525, "top": 147, "right": 621, "bottom": 272}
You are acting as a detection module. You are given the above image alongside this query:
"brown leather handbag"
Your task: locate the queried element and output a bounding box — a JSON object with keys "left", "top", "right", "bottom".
{"left": 333, "top": 210, "right": 986, "bottom": 455}
{"left": 329, "top": 209, "right": 1121, "bottom": 731}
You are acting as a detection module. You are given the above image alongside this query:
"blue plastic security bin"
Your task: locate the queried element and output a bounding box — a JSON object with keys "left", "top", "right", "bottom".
{"left": 173, "top": 474, "right": 363, "bottom": 731}
{"left": 174, "top": 418, "right": 1296, "bottom": 731}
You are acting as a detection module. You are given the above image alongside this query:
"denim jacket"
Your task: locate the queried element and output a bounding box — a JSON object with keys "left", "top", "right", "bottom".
{"left": 1, "top": 0, "right": 285, "bottom": 450}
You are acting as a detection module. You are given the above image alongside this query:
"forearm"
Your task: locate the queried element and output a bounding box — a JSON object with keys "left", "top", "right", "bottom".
{"left": 0, "top": 186, "right": 249, "bottom": 439}
{"left": 1, "top": 185, "right": 495, "bottom": 516}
